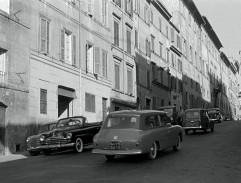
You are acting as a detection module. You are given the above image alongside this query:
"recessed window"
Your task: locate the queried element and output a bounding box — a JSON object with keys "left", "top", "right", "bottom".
{"left": 114, "top": 63, "right": 120, "bottom": 90}
{"left": 127, "top": 68, "right": 133, "bottom": 95}
{"left": 85, "top": 92, "right": 95, "bottom": 112}
{"left": 40, "top": 89, "right": 47, "bottom": 114}
{"left": 60, "top": 29, "right": 76, "bottom": 65}
{"left": 114, "top": 20, "right": 120, "bottom": 46}
{"left": 0, "top": 49, "right": 7, "bottom": 83}
{"left": 86, "top": 43, "right": 94, "bottom": 73}
{"left": 40, "top": 17, "right": 50, "bottom": 54}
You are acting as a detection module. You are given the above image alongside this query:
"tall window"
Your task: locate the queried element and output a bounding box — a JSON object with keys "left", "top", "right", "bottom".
{"left": 40, "top": 89, "right": 47, "bottom": 114}
{"left": 102, "top": 50, "right": 108, "bottom": 78}
{"left": 147, "top": 70, "right": 151, "bottom": 89}
{"left": 135, "top": 29, "right": 138, "bottom": 48}
{"left": 87, "top": 0, "right": 93, "bottom": 15}
{"left": 159, "top": 18, "right": 162, "bottom": 32}
{"left": 146, "top": 39, "right": 150, "bottom": 57}
{"left": 40, "top": 17, "right": 50, "bottom": 54}
{"left": 113, "top": 0, "right": 121, "bottom": 7}
{"left": 125, "top": 0, "right": 133, "bottom": 17}
{"left": 126, "top": 28, "right": 131, "bottom": 54}
{"left": 166, "top": 25, "right": 169, "bottom": 38}
{"left": 159, "top": 42, "right": 163, "bottom": 58}
{"left": 86, "top": 43, "right": 94, "bottom": 73}
{"left": 0, "top": 49, "right": 6, "bottom": 83}
{"left": 136, "top": 64, "right": 139, "bottom": 84}
{"left": 60, "top": 29, "right": 76, "bottom": 65}
{"left": 102, "top": 0, "right": 107, "bottom": 25}
{"left": 171, "top": 28, "right": 175, "bottom": 42}
{"left": 151, "top": 36, "right": 155, "bottom": 52}
{"left": 94, "top": 47, "right": 100, "bottom": 75}
{"left": 127, "top": 68, "right": 133, "bottom": 94}
{"left": 114, "top": 20, "right": 119, "bottom": 46}
{"left": 85, "top": 92, "right": 95, "bottom": 112}
{"left": 171, "top": 54, "right": 175, "bottom": 67}
{"left": 178, "top": 59, "right": 182, "bottom": 72}
{"left": 114, "top": 63, "right": 120, "bottom": 90}
{"left": 166, "top": 49, "right": 169, "bottom": 62}
{"left": 134, "top": 0, "right": 140, "bottom": 14}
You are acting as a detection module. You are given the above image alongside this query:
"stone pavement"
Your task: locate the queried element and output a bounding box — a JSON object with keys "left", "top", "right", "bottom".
{"left": 0, "top": 151, "right": 29, "bottom": 163}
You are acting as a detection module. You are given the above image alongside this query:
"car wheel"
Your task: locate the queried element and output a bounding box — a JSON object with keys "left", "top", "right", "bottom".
{"left": 105, "top": 155, "right": 115, "bottom": 161}
{"left": 204, "top": 127, "right": 207, "bottom": 133}
{"left": 185, "top": 130, "right": 189, "bottom": 135}
{"left": 75, "top": 138, "right": 83, "bottom": 153}
{"left": 173, "top": 135, "right": 181, "bottom": 152}
{"left": 28, "top": 150, "right": 40, "bottom": 156}
{"left": 147, "top": 142, "right": 157, "bottom": 160}
{"left": 43, "top": 149, "right": 51, "bottom": 156}
{"left": 211, "top": 125, "right": 214, "bottom": 132}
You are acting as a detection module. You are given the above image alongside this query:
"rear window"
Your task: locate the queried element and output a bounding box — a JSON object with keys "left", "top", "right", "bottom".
{"left": 185, "top": 111, "right": 200, "bottom": 118}
{"left": 103, "top": 115, "right": 138, "bottom": 129}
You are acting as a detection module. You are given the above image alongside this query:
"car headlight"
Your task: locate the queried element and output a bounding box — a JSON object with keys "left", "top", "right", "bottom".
{"left": 39, "top": 135, "right": 45, "bottom": 141}
{"left": 26, "top": 137, "right": 30, "bottom": 142}
{"left": 66, "top": 133, "right": 72, "bottom": 139}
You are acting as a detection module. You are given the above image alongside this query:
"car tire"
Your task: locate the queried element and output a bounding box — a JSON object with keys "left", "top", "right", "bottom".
{"left": 204, "top": 127, "right": 207, "bottom": 133}
{"left": 173, "top": 135, "right": 181, "bottom": 152}
{"left": 185, "top": 130, "right": 189, "bottom": 135}
{"left": 105, "top": 155, "right": 115, "bottom": 161}
{"left": 43, "top": 149, "right": 51, "bottom": 156}
{"left": 211, "top": 125, "right": 214, "bottom": 132}
{"left": 75, "top": 138, "right": 83, "bottom": 153}
{"left": 28, "top": 150, "right": 40, "bottom": 156}
{"left": 147, "top": 142, "right": 157, "bottom": 160}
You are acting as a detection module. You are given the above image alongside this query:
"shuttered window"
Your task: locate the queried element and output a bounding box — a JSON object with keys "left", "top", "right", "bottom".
{"left": 85, "top": 92, "right": 95, "bottom": 112}
{"left": 40, "top": 89, "right": 47, "bottom": 114}
{"left": 127, "top": 68, "right": 133, "bottom": 94}
{"left": 126, "top": 29, "right": 131, "bottom": 54}
{"left": 115, "top": 63, "right": 120, "bottom": 90}
{"left": 135, "top": 29, "right": 138, "bottom": 48}
{"left": 40, "top": 17, "right": 50, "bottom": 54}
{"left": 94, "top": 47, "right": 100, "bottom": 75}
{"left": 102, "top": 0, "right": 107, "bottom": 25}
{"left": 102, "top": 51, "right": 107, "bottom": 78}
{"left": 114, "top": 21, "right": 119, "bottom": 46}
{"left": 147, "top": 70, "right": 150, "bottom": 89}
{"left": 60, "top": 29, "right": 76, "bottom": 65}
{"left": 171, "top": 28, "right": 175, "bottom": 42}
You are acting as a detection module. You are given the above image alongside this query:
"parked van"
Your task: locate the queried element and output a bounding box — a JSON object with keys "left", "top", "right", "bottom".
{"left": 183, "top": 108, "right": 214, "bottom": 135}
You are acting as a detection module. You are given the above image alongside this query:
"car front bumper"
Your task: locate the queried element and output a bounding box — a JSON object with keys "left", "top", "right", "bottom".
{"left": 27, "top": 143, "right": 75, "bottom": 151}
{"left": 92, "top": 148, "right": 142, "bottom": 155}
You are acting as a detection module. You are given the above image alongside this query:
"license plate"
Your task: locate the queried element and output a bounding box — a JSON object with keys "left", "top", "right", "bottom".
{"left": 109, "top": 142, "right": 121, "bottom": 150}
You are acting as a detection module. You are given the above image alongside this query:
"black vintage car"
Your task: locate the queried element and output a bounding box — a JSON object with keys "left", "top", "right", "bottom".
{"left": 39, "top": 116, "right": 102, "bottom": 155}
{"left": 26, "top": 121, "right": 58, "bottom": 156}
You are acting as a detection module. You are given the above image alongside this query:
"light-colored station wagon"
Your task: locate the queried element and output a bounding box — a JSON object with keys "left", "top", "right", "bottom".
{"left": 92, "top": 110, "right": 184, "bottom": 161}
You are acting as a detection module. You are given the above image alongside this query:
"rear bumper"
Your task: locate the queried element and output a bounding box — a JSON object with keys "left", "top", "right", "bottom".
{"left": 183, "top": 126, "right": 203, "bottom": 130}
{"left": 92, "top": 148, "right": 142, "bottom": 155}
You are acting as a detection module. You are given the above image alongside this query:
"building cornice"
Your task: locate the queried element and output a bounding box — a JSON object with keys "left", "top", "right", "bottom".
{"left": 151, "top": 0, "right": 172, "bottom": 21}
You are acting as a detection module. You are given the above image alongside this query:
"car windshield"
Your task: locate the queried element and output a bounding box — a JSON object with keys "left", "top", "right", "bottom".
{"left": 57, "top": 118, "right": 84, "bottom": 127}
{"left": 103, "top": 115, "right": 138, "bottom": 129}
{"left": 208, "top": 112, "right": 219, "bottom": 119}
{"left": 38, "top": 123, "right": 56, "bottom": 133}
{"left": 186, "top": 111, "right": 200, "bottom": 119}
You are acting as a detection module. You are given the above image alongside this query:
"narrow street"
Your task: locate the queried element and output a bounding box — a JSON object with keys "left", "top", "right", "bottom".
{"left": 0, "top": 120, "right": 241, "bottom": 183}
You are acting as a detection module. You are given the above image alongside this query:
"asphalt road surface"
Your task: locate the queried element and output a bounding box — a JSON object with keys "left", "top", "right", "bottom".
{"left": 0, "top": 120, "right": 241, "bottom": 183}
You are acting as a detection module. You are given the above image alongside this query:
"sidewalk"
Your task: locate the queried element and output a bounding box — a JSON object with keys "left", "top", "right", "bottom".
{"left": 0, "top": 151, "right": 29, "bottom": 163}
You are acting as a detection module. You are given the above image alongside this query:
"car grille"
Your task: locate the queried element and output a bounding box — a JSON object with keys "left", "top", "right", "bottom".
{"left": 41, "top": 137, "right": 70, "bottom": 145}
{"left": 28, "top": 138, "right": 40, "bottom": 148}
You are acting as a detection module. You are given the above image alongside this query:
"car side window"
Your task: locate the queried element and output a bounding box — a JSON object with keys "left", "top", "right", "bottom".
{"left": 145, "top": 116, "right": 155, "bottom": 128}
{"left": 160, "top": 115, "right": 170, "bottom": 126}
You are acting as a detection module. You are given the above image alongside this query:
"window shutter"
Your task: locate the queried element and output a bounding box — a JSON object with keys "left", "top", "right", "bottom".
{"left": 72, "top": 35, "right": 76, "bottom": 66}
{"left": 127, "top": 69, "right": 133, "bottom": 94}
{"left": 171, "top": 28, "right": 175, "bottom": 42}
{"left": 40, "top": 18, "right": 47, "bottom": 52}
{"left": 60, "top": 29, "right": 65, "bottom": 60}
{"left": 102, "top": 51, "right": 107, "bottom": 78}
{"left": 94, "top": 47, "right": 100, "bottom": 75}
{"left": 115, "top": 64, "right": 120, "bottom": 90}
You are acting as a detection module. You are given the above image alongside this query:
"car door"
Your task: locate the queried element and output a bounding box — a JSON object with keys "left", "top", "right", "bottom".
{"left": 158, "top": 114, "right": 174, "bottom": 149}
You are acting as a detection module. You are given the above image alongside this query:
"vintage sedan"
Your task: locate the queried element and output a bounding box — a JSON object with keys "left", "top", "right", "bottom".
{"left": 26, "top": 121, "right": 57, "bottom": 156}
{"left": 39, "top": 116, "right": 102, "bottom": 155}
{"left": 92, "top": 110, "right": 184, "bottom": 161}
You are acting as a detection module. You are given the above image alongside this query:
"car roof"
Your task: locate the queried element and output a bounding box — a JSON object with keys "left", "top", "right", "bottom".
{"left": 185, "top": 108, "right": 205, "bottom": 112}
{"left": 108, "top": 110, "right": 167, "bottom": 116}
{"left": 158, "top": 105, "right": 176, "bottom": 109}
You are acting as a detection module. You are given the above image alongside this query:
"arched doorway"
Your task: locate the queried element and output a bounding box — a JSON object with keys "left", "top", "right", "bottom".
{"left": 0, "top": 102, "right": 7, "bottom": 155}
